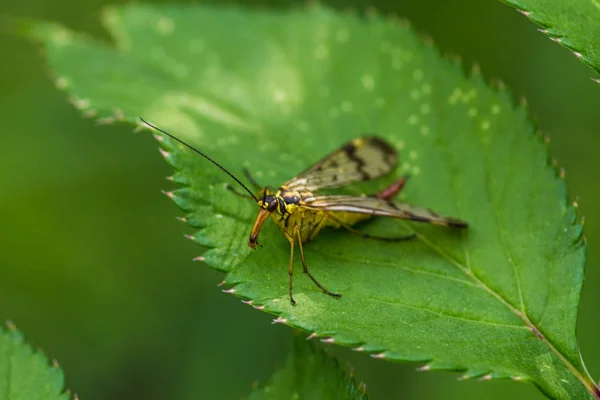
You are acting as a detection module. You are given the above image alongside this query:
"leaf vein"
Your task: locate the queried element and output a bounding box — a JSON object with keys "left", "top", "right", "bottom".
{"left": 482, "top": 130, "right": 526, "bottom": 312}
{"left": 366, "top": 296, "right": 529, "bottom": 330}
{"left": 312, "top": 248, "right": 479, "bottom": 287}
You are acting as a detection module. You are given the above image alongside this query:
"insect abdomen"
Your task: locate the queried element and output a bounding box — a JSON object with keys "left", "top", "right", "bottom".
{"left": 324, "top": 211, "right": 371, "bottom": 230}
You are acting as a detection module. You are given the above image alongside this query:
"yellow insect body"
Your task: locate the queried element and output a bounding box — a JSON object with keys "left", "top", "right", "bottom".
{"left": 142, "top": 119, "right": 468, "bottom": 305}
{"left": 251, "top": 188, "right": 370, "bottom": 245}
{"left": 245, "top": 137, "right": 467, "bottom": 304}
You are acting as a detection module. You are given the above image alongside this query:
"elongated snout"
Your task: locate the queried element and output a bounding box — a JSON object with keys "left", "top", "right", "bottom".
{"left": 248, "top": 208, "right": 271, "bottom": 248}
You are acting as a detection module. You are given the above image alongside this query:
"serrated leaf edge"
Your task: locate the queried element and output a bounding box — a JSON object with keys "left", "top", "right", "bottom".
{"left": 500, "top": 1, "right": 600, "bottom": 83}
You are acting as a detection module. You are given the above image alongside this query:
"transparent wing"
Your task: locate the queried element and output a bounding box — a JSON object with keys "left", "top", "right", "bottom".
{"left": 283, "top": 137, "right": 397, "bottom": 191}
{"left": 302, "top": 195, "right": 468, "bottom": 228}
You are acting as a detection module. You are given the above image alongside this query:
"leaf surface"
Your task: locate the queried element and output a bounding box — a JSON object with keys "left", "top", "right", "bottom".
{"left": 22, "top": 4, "right": 595, "bottom": 399}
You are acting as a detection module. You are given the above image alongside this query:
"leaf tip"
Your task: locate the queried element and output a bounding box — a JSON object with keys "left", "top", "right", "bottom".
{"left": 54, "top": 75, "right": 70, "bottom": 90}
{"left": 359, "top": 381, "right": 368, "bottom": 393}
{"left": 420, "top": 33, "right": 434, "bottom": 47}
{"left": 543, "top": 135, "right": 551, "bottom": 144}
{"left": 159, "top": 147, "right": 170, "bottom": 159}
{"left": 519, "top": 95, "right": 528, "bottom": 108}
{"left": 5, "top": 319, "right": 16, "bottom": 330}
{"left": 272, "top": 316, "right": 288, "bottom": 325}
{"left": 320, "top": 337, "right": 335, "bottom": 344}
{"left": 68, "top": 95, "right": 91, "bottom": 111}
{"left": 222, "top": 288, "right": 236, "bottom": 294}
{"left": 370, "top": 352, "right": 386, "bottom": 359}
{"left": 306, "top": 332, "right": 318, "bottom": 340}
{"left": 450, "top": 54, "right": 462, "bottom": 66}
{"left": 83, "top": 109, "right": 97, "bottom": 118}
{"left": 549, "top": 37, "right": 562, "bottom": 44}
{"left": 491, "top": 79, "right": 506, "bottom": 91}
{"left": 113, "top": 108, "right": 124, "bottom": 120}
{"left": 193, "top": 255, "right": 205, "bottom": 262}
{"left": 96, "top": 116, "right": 115, "bottom": 125}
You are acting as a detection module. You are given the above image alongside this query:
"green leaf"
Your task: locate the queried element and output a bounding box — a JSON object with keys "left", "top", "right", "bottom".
{"left": 247, "top": 334, "right": 367, "bottom": 400}
{"left": 498, "top": 0, "right": 600, "bottom": 80}
{"left": 0, "top": 322, "right": 73, "bottom": 400}
{"left": 21, "top": 3, "right": 596, "bottom": 399}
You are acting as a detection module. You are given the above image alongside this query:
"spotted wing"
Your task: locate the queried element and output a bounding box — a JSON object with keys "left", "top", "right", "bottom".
{"left": 302, "top": 195, "right": 468, "bottom": 228}
{"left": 283, "top": 137, "right": 397, "bottom": 192}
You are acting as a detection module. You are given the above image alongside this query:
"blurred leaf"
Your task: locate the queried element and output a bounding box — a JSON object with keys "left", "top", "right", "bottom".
{"left": 21, "top": 3, "right": 596, "bottom": 399}
{"left": 499, "top": 0, "right": 600, "bottom": 80}
{"left": 248, "top": 334, "right": 368, "bottom": 400}
{"left": 0, "top": 322, "right": 72, "bottom": 400}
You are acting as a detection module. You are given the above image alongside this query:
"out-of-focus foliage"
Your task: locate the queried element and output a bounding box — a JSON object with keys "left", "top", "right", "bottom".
{"left": 248, "top": 334, "right": 368, "bottom": 400}
{"left": 1, "top": 0, "right": 599, "bottom": 400}
{"left": 0, "top": 323, "right": 71, "bottom": 400}
{"left": 500, "top": 0, "right": 600, "bottom": 78}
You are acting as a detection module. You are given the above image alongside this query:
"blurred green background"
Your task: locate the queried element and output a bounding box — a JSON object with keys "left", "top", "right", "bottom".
{"left": 1, "top": 0, "right": 598, "bottom": 399}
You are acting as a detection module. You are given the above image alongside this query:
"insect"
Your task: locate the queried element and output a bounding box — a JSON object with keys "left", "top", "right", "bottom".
{"left": 141, "top": 118, "right": 468, "bottom": 305}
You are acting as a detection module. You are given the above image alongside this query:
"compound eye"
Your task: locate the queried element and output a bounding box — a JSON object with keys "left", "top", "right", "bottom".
{"left": 267, "top": 198, "right": 278, "bottom": 212}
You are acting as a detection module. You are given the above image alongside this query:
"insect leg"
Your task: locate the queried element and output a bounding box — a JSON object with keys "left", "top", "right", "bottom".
{"left": 326, "top": 212, "right": 416, "bottom": 241}
{"left": 282, "top": 231, "right": 296, "bottom": 305}
{"left": 243, "top": 167, "right": 263, "bottom": 190}
{"left": 375, "top": 176, "right": 409, "bottom": 200}
{"left": 308, "top": 214, "right": 330, "bottom": 241}
{"left": 294, "top": 224, "right": 341, "bottom": 299}
{"left": 225, "top": 184, "right": 255, "bottom": 199}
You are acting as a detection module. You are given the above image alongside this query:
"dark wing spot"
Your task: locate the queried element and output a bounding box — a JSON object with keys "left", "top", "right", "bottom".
{"left": 366, "top": 137, "right": 397, "bottom": 158}
{"left": 446, "top": 219, "right": 469, "bottom": 228}
{"left": 364, "top": 136, "right": 398, "bottom": 168}
{"left": 407, "top": 215, "right": 432, "bottom": 223}
{"left": 343, "top": 141, "right": 370, "bottom": 179}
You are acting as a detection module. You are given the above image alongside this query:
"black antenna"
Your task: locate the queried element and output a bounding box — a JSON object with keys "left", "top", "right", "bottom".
{"left": 140, "top": 118, "right": 259, "bottom": 202}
